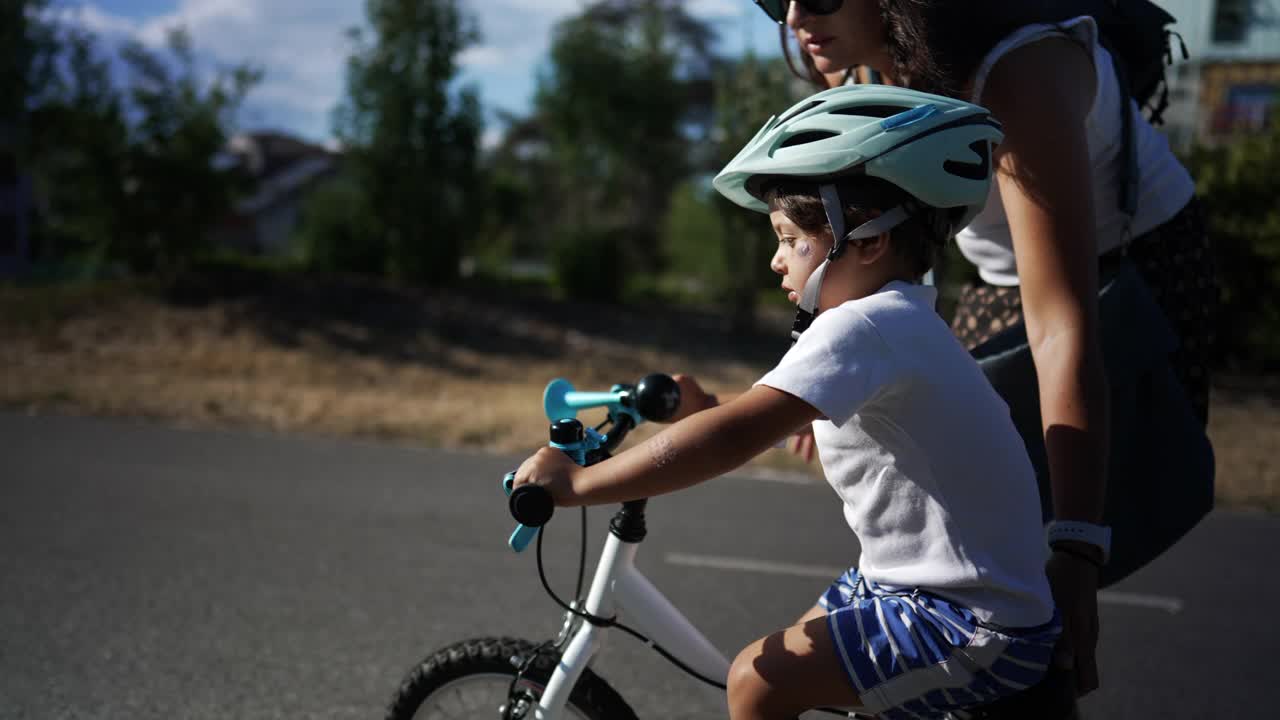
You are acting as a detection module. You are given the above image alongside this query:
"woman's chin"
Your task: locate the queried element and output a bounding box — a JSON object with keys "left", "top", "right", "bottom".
{"left": 811, "top": 55, "right": 854, "bottom": 77}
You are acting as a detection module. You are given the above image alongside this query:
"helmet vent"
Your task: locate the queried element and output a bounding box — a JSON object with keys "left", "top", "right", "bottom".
{"left": 830, "top": 105, "right": 905, "bottom": 118}
{"left": 776, "top": 100, "right": 824, "bottom": 125}
{"left": 778, "top": 130, "right": 838, "bottom": 149}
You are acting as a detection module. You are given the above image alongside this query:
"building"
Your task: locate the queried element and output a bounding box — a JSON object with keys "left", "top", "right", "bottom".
{"left": 211, "top": 131, "right": 341, "bottom": 256}
{"left": 1157, "top": 0, "right": 1280, "bottom": 150}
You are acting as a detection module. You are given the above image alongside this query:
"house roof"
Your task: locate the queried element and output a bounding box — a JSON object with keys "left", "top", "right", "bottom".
{"left": 225, "top": 130, "right": 340, "bottom": 215}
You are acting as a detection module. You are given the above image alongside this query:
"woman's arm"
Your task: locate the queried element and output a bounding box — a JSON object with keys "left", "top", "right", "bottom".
{"left": 513, "top": 385, "right": 822, "bottom": 506}
{"left": 981, "top": 37, "right": 1109, "bottom": 525}
{"left": 981, "top": 36, "right": 1109, "bottom": 696}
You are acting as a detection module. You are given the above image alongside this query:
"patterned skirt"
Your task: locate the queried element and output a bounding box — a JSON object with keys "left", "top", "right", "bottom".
{"left": 950, "top": 198, "right": 1218, "bottom": 425}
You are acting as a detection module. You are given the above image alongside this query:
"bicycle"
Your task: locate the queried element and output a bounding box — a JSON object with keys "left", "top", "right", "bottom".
{"left": 384, "top": 374, "right": 1076, "bottom": 720}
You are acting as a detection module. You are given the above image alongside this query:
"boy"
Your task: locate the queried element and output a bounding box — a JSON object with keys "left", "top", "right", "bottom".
{"left": 511, "top": 85, "right": 1059, "bottom": 720}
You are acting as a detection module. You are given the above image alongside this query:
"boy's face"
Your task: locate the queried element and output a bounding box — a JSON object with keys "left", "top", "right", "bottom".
{"left": 769, "top": 209, "right": 831, "bottom": 305}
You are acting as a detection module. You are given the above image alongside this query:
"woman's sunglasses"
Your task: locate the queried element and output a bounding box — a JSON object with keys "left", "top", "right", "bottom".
{"left": 753, "top": 0, "right": 845, "bottom": 24}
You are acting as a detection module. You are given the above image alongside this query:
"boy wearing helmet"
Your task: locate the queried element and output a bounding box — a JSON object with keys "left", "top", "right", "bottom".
{"left": 512, "top": 86, "right": 1059, "bottom": 720}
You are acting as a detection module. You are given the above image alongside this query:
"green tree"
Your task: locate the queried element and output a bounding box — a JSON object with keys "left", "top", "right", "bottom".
{"left": 333, "top": 0, "right": 483, "bottom": 285}
{"left": 294, "top": 169, "right": 384, "bottom": 275}
{"left": 24, "top": 21, "right": 259, "bottom": 277}
{"left": 533, "top": 0, "right": 714, "bottom": 300}
{"left": 116, "top": 28, "right": 261, "bottom": 275}
{"left": 26, "top": 26, "right": 131, "bottom": 268}
{"left": 709, "top": 54, "right": 802, "bottom": 330}
{"left": 2, "top": 1, "right": 58, "bottom": 264}
{"left": 1184, "top": 123, "right": 1280, "bottom": 370}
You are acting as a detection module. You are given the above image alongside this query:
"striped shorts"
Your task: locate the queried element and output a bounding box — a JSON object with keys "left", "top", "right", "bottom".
{"left": 819, "top": 569, "right": 1061, "bottom": 719}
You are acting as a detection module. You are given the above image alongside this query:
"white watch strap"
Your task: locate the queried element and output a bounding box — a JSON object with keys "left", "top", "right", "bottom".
{"left": 1046, "top": 520, "right": 1112, "bottom": 562}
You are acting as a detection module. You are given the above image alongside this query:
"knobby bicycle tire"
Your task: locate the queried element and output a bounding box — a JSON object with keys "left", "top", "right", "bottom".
{"left": 386, "top": 636, "right": 639, "bottom": 720}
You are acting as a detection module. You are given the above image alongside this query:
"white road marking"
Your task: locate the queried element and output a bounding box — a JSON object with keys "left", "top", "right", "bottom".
{"left": 664, "top": 553, "right": 1184, "bottom": 614}
{"left": 730, "top": 468, "right": 818, "bottom": 485}
{"left": 665, "top": 552, "right": 841, "bottom": 579}
{"left": 1096, "top": 590, "right": 1184, "bottom": 614}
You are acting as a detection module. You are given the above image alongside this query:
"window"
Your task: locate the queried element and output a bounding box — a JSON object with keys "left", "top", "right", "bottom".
{"left": 1211, "top": 83, "right": 1278, "bottom": 134}
{"left": 1213, "top": 0, "right": 1251, "bottom": 44}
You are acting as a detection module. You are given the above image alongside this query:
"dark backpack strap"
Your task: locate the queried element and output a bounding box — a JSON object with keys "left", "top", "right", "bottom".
{"left": 1100, "top": 33, "right": 1140, "bottom": 228}
{"left": 1117, "top": 57, "right": 1140, "bottom": 224}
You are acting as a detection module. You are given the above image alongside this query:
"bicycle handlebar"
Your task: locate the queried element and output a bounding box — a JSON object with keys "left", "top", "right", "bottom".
{"left": 543, "top": 373, "right": 681, "bottom": 426}
{"left": 503, "top": 374, "right": 680, "bottom": 552}
{"left": 504, "top": 473, "right": 551, "bottom": 551}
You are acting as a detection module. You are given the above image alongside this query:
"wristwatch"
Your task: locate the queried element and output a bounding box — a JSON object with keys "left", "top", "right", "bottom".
{"left": 1046, "top": 520, "right": 1111, "bottom": 564}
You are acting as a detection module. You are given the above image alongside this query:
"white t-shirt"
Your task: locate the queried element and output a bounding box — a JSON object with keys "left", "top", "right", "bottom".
{"left": 955, "top": 16, "right": 1196, "bottom": 286}
{"left": 757, "top": 282, "right": 1054, "bottom": 627}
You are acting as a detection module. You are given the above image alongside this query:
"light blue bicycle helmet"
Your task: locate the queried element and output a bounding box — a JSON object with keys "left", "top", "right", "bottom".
{"left": 712, "top": 84, "right": 1004, "bottom": 341}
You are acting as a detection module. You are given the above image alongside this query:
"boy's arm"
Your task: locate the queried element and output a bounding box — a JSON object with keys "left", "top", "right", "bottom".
{"left": 513, "top": 385, "right": 820, "bottom": 507}
{"left": 667, "top": 374, "right": 817, "bottom": 462}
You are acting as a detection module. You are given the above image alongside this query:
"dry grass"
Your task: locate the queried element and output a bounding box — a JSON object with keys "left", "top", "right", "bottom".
{"left": 2, "top": 271, "right": 1274, "bottom": 510}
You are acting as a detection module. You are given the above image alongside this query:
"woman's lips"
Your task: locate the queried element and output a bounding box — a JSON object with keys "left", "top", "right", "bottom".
{"left": 804, "top": 35, "right": 835, "bottom": 53}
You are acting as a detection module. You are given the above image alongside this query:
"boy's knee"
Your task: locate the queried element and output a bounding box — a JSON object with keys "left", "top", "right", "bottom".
{"left": 727, "top": 646, "right": 780, "bottom": 716}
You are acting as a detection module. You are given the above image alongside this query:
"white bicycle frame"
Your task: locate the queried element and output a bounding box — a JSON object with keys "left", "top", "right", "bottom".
{"left": 534, "top": 529, "right": 730, "bottom": 719}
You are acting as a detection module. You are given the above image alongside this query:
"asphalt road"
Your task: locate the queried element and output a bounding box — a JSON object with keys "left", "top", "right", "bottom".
{"left": 2, "top": 412, "right": 1276, "bottom": 719}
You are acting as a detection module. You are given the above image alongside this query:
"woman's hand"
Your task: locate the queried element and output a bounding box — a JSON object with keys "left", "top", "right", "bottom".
{"left": 1046, "top": 548, "right": 1101, "bottom": 696}
{"left": 512, "top": 446, "right": 587, "bottom": 507}
{"left": 666, "top": 373, "right": 720, "bottom": 423}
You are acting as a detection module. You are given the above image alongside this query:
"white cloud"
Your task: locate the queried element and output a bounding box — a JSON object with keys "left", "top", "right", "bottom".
{"left": 53, "top": 4, "right": 140, "bottom": 35}
{"left": 687, "top": 0, "right": 743, "bottom": 18}
{"left": 61, "top": 1, "right": 360, "bottom": 141}
{"left": 481, "top": 126, "right": 504, "bottom": 151}
{"left": 60, "top": 0, "right": 775, "bottom": 143}
{"left": 459, "top": 45, "right": 508, "bottom": 70}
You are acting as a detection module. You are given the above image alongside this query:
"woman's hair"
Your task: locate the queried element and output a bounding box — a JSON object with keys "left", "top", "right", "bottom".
{"left": 761, "top": 176, "right": 943, "bottom": 277}
{"left": 781, "top": 1, "right": 1001, "bottom": 97}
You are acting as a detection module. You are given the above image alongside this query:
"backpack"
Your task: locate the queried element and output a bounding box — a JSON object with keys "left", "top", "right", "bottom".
{"left": 987, "top": 0, "right": 1189, "bottom": 216}
{"left": 991, "top": 0, "right": 1186, "bottom": 124}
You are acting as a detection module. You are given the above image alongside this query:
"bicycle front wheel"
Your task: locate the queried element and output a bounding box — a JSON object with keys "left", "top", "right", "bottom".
{"left": 386, "top": 636, "right": 638, "bottom": 720}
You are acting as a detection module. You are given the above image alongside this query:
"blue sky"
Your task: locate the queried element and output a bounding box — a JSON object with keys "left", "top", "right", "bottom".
{"left": 61, "top": 1, "right": 785, "bottom": 147}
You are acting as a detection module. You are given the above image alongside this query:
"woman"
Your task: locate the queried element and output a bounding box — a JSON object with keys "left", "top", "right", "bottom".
{"left": 675, "top": 0, "right": 1217, "bottom": 701}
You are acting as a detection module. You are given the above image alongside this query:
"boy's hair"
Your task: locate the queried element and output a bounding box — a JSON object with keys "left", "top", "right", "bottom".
{"left": 761, "top": 177, "right": 944, "bottom": 278}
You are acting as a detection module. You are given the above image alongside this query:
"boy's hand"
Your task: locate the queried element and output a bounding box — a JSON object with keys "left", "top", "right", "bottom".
{"left": 512, "top": 447, "right": 587, "bottom": 507}
{"left": 666, "top": 373, "right": 719, "bottom": 423}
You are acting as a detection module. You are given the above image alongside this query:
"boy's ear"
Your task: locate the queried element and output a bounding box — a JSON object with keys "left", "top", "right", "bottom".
{"left": 854, "top": 231, "right": 893, "bottom": 266}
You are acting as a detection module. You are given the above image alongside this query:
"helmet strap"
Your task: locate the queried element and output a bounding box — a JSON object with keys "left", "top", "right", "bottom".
{"left": 791, "top": 258, "right": 829, "bottom": 344}
{"left": 819, "top": 184, "right": 848, "bottom": 259}
{"left": 790, "top": 185, "right": 914, "bottom": 344}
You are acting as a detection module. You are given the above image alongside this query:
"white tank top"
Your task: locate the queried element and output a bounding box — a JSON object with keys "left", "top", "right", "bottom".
{"left": 954, "top": 16, "right": 1196, "bottom": 286}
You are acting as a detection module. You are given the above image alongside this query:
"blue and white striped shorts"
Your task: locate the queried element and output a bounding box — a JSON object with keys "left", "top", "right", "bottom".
{"left": 818, "top": 568, "right": 1061, "bottom": 720}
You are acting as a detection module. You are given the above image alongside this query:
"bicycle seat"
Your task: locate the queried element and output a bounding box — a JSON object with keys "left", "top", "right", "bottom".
{"left": 962, "top": 666, "right": 1076, "bottom": 719}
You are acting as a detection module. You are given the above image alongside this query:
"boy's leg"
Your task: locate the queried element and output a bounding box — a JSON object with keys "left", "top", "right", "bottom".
{"left": 726, "top": 613, "right": 862, "bottom": 720}
{"left": 793, "top": 604, "right": 826, "bottom": 626}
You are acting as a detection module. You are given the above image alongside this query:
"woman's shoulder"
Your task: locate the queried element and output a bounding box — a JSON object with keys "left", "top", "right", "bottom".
{"left": 973, "top": 16, "right": 1098, "bottom": 112}
{"left": 979, "top": 35, "right": 1097, "bottom": 136}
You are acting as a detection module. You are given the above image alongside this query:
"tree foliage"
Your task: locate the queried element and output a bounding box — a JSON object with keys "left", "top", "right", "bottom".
{"left": 532, "top": 0, "right": 715, "bottom": 300}
{"left": 116, "top": 29, "right": 261, "bottom": 274}
{"left": 708, "top": 54, "right": 803, "bottom": 329}
{"left": 21, "top": 8, "right": 260, "bottom": 277}
{"left": 332, "top": 0, "right": 483, "bottom": 285}
{"left": 1184, "top": 124, "right": 1280, "bottom": 370}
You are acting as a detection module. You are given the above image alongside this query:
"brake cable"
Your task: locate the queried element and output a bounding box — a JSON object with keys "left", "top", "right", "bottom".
{"left": 532, "top": 502, "right": 850, "bottom": 717}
